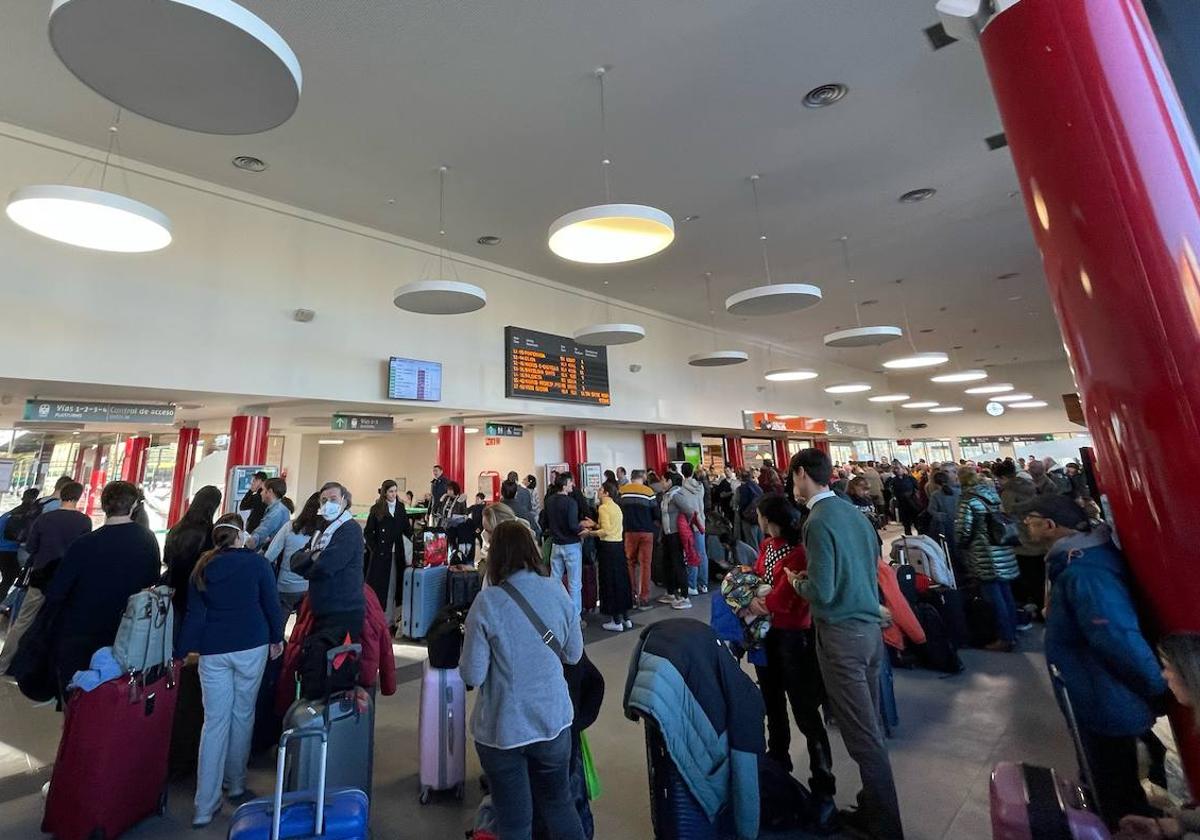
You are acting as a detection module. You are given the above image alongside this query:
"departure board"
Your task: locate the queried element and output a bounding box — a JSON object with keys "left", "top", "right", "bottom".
{"left": 505, "top": 326, "right": 611, "bottom": 406}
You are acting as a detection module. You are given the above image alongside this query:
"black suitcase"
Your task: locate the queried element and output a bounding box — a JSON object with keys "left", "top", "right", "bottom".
{"left": 650, "top": 537, "right": 668, "bottom": 588}
{"left": 168, "top": 660, "right": 204, "bottom": 778}
{"left": 645, "top": 718, "right": 716, "bottom": 840}
{"left": 965, "top": 587, "right": 998, "bottom": 648}
{"left": 914, "top": 602, "right": 963, "bottom": 674}
{"left": 447, "top": 567, "right": 481, "bottom": 609}
{"left": 920, "top": 586, "right": 970, "bottom": 649}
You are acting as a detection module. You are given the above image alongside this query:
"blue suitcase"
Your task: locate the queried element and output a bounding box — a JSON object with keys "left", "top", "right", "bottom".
{"left": 401, "top": 564, "right": 448, "bottom": 640}
{"left": 229, "top": 727, "right": 367, "bottom": 840}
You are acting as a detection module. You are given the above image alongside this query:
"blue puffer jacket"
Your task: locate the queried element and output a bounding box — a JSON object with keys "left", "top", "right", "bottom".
{"left": 1044, "top": 524, "right": 1166, "bottom": 736}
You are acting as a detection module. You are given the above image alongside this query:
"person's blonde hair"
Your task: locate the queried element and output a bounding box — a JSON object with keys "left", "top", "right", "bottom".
{"left": 482, "top": 502, "right": 516, "bottom": 534}
{"left": 958, "top": 466, "right": 980, "bottom": 488}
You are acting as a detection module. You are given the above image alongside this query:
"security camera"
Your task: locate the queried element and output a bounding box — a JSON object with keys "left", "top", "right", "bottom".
{"left": 628, "top": 363, "right": 642, "bottom": 373}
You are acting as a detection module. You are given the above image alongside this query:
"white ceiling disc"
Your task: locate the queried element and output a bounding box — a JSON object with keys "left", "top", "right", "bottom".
{"left": 548, "top": 203, "right": 674, "bottom": 264}
{"left": 883, "top": 351, "right": 950, "bottom": 370}
{"left": 991, "top": 393, "right": 1035, "bottom": 403}
{"left": 764, "top": 368, "right": 819, "bottom": 382}
{"left": 725, "top": 283, "right": 822, "bottom": 316}
{"left": 929, "top": 406, "right": 964, "bottom": 413}
{"left": 6, "top": 184, "right": 171, "bottom": 252}
{"left": 901, "top": 401, "right": 939, "bottom": 409}
{"left": 688, "top": 350, "right": 749, "bottom": 367}
{"left": 930, "top": 369, "right": 988, "bottom": 383}
{"left": 824, "top": 382, "right": 872, "bottom": 394}
{"left": 965, "top": 383, "right": 1015, "bottom": 395}
{"left": 1009, "top": 400, "right": 1049, "bottom": 409}
{"left": 48, "top": 0, "right": 302, "bottom": 135}
{"left": 573, "top": 323, "right": 645, "bottom": 346}
{"left": 868, "top": 393, "right": 910, "bottom": 403}
{"left": 393, "top": 280, "right": 487, "bottom": 315}
{"left": 823, "top": 325, "right": 903, "bottom": 348}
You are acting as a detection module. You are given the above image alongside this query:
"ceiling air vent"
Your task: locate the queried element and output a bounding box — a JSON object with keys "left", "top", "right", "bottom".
{"left": 232, "top": 155, "right": 267, "bottom": 172}
{"left": 803, "top": 83, "right": 848, "bottom": 109}
{"left": 924, "top": 23, "right": 958, "bottom": 51}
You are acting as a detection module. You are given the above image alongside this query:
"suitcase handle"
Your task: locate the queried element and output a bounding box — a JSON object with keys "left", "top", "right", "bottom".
{"left": 1049, "top": 664, "right": 1100, "bottom": 814}
{"left": 322, "top": 644, "right": 362, "bottom": 726}
{"left": 275, "top": 728, "right": 328, "bottom": 840}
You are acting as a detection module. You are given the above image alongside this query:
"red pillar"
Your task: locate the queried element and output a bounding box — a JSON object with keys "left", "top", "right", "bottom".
{"left": 167, "top": 426, "right": 200, "bottom": 528}
{"left": 83, "top": 445, "right": 106, "bottom": 517}
{"left": 812, "top": 438, "right": 830, "bottom": 457}
{"left": 436, "top": 425, "right": 465, "bottom": 489}
{"left": 71, "top": 445, "right": 86, "bottom": 482}
{"left": 980, "top": 0, "right": 1200, "bottom": 794}
{"left": 723, "top": 436, "right": 745, "bottom": 471}
{"left": 562, "top": 429, "right": 588, "bottom": 482}
{"left": 225, "top": 415, "right": 270, "bottom": 475}
{"left": 119, "top": 436, "right": 150, "bottom": 484}
{"left": 772, "top": 438, "right": 790, "bottom": 471}
{"left": 643, "top": 432, "right": 668, "bottom": 475}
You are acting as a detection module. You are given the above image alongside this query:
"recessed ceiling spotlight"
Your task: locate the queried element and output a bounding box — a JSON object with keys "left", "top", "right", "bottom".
{"left": 899, "top": 188, "right": 937, "bottom": 204}
{"left": 965, "top": 383, "right": 1015, "bottom": 394}
{"left": 293, "top": 308, "right": 315, "bottom": 322}
{"left": 868, "top": 394, "right": 911, "bottom": 403}
{"left": 824, "top": 382, "right": 872, "bottom": 394}
{"left": 901, "top": 401, "right": 939, "bottom": 409}
{"left": 476, "top": 235, "right": 502, "bottom": 246}
{"left": 232, "top": 155, "right": 267, "bottom": 173}
{"left": 682, "top": 215, "right": 701, "bottom": 222}
{"left": 803, "top": 83, "right": 848, "bottom": 108}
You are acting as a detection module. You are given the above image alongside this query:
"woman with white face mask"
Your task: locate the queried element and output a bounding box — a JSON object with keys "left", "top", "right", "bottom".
{"left": 290, "top": 481, "right": 366, "bottom": 642}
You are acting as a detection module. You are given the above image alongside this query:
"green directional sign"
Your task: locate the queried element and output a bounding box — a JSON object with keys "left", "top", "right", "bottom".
{"left": 23, "top": 399, "right": 176, "bottom": 424}
{"left": 484, "top": 422, "right": 524, "bottom": 438}
{"left": 331, "top": 414, "right": 393, "bottom": 432}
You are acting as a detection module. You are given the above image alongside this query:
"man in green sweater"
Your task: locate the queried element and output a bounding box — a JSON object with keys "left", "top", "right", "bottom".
{"left": 786, "top": 448, "right": 903, "bottom": 840}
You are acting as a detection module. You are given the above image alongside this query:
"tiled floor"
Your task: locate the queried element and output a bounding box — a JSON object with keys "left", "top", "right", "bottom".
{"left": 0, "top": 530, "right": 1080, "bottom": 839}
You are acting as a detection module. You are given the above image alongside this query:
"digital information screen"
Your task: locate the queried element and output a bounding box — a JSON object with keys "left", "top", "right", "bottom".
{"left": 388, "top": 357, "right": 442, "bottom": 401}
{"left": 505, "top": 326, "right": 611, "bottom": 406}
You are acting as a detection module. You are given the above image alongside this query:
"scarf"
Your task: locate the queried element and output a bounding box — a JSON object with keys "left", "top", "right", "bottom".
{"left": 310, "top": 509, "right": 353, "bottom": 553}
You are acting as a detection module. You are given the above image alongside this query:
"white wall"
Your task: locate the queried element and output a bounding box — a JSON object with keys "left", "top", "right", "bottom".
{"left": 0, "top": 124, "right": 893, "bottom": 434}
{"left": 582, "top": 427, "right": 645, "bottom": 474}
{"left": 314, "top": 433, "right": 437, "bottom": 513}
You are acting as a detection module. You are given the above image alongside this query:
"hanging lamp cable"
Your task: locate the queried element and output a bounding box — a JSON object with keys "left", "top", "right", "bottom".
{"left": 100, "top": 107, "right": 122, "bottom": 192}
{"left": 841, "top": 235, "right": 861, "bottom": 326}
{"left": 750, "top": 174, "right": 773, "bottom": 285}
{"left": 596, "top": 67, "right": 612, "bottom": 203}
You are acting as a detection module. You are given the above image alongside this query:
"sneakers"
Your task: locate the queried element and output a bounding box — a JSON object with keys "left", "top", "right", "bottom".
{"left": 657, "top": 594, "right": 676, "bottom": 605}
{"left": 601, "top": 621, "right": 624, "bottom": 632}
{"left": 623, "top": 619, "right": 634, "bottom": 630}
{"left": 1015, "top": 620, "right": 1034, "bottom": 632}
{"left": 687, "top": 587, "right": 699, "bottom": 596}
{"left": 672, "top": 598, "right": 693, "bottom": 610}
{"left": 636, "top": 601, "right": 654, "bottom": 611}
{"left": 698, "top": 586, "right": 709, "bottom": 594}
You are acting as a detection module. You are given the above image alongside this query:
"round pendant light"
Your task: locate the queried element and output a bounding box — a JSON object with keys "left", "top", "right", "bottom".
{"left": 868, "top": 393, "right": 910, "bottom": 403}
{"left": 901, "top": 401, "right": 939, "bottom": 409}
{"left": 573, "top": 323, "right": 645, "bottom": 346}
{"left": 6, "top": 184, "right": 171, "bottom": 252}
{"left": 393, "top": 280, "right": 487, "bottom": 315}
{"left": 824, "top": 382, "right": 872, "bottom": 394}
{"left": 965, "top": 383, "right": 1015, "bottom": 395}
{"left": 49, "top": 0, "right": 302, "bottom": 135}
{"left": 824, "top": 325, "right": 903, "bottom": 348}
{"left": 764, "top": 368, "right": 819, "bottom": 382}
{"left": 549, "top": 204, "right": 674, "bottom": 264}
{"left": 991, "top": 393, "right": 1035, "bottom": 403}
{"left": 1009, "top": 400, "right": 1049, "bottom": 409}
{"left": 930, "top": 369, "right": 988, "bottom": 383}
{"left": 688, "top": 350, "right": 749, "bottom": 367}
{"left": 929, "top": 406, "right": 964, "bottom": 413}
{"left": 726, "top": 283, "right": 823, "bottom": 316}
{"left": 883, "top": 351, "right": 949, "bottom": 370}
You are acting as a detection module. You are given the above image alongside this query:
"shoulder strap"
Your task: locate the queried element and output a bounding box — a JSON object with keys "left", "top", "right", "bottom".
{"left": 499, "top": 581, "right": 564, "bottom": 659}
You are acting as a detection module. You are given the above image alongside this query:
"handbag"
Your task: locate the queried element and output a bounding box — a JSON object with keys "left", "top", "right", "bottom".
{"left": 113, "top": 585, "right": 174, "bottom": 674}
{"left": 289, "top": 547, "right": 318, "bottom": 577}
{"left": 424, "top": 533, "right": 449, "bottom": 566}
{"left": 580, "top": 731, "right": 601, "bottom": 800}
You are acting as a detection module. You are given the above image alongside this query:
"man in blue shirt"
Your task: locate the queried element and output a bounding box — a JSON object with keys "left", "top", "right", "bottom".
{"left": 246, "top": 477, "right": 289, "bottom": 551}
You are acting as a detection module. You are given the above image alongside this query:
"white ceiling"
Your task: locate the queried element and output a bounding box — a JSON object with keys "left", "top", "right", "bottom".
{"left": 0, "top": 0, "right": 1061, "bottom": 375}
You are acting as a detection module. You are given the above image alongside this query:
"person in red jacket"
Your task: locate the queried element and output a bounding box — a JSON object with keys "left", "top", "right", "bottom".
{"left": 747, "top": 493, "right": 836, "bottom": 831}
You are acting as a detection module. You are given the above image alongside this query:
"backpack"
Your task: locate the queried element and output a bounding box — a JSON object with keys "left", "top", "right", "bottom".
{"left": 3, "top": 505, "right": 41, "bottom": 543}
{"left": 113, "top": 586, "right": 174, "bottom": 674}
{"left": 914, "top": 602, "right": 963, "bottom": 674}
{"left": 983, "top": 501, "right": 1020, "bottom": 547}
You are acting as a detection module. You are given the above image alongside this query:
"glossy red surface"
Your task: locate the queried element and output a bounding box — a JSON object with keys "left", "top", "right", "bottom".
{"left": 167, "top": 426, "right": 200, "bottom": 528}
{"left": 118, "top": 435, "right": 150, "bottom": 484}
{"left": 772, "top": 438, "right": 790, "bottom": 472}
{"left": 562, "top": 428, "right": 588, "bottom": 482}
{"left": 643, "top": 432, "right": 669, "bottom": 476}
{"left": 436, "top": 425, "right": 465, "bottom": 489}
{"left": 225, "top": 415, "right": 271, "bottom": 478}
{"left": 982, "top": 0, "right": 1200, "bottom": 794}
{"left": 724, "top": 436, "right": 745, "bottom": 472}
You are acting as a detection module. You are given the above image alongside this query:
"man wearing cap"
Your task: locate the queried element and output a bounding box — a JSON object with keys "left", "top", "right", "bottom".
{"left": 1024, "top": 495, "right": 1165, "bottom": 829}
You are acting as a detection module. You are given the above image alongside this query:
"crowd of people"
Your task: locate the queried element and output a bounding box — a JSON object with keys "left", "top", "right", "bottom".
{"left": 0, "top": 449, "right": 1196, "bottom": 839}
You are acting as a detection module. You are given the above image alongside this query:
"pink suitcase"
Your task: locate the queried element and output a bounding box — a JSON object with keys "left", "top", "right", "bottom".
{"left": 990, "top": 665, "right": 1109, "bottom": 839}
{"left": 417, "top": 660, "right": 466, "bottom": 804}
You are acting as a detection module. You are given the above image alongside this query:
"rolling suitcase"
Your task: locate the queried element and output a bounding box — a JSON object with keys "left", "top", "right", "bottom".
{"left": 989, "top": 666, "right": 1108, "bottom": 839}
{"left": 168, "top": 660, "right": 204, "bottom": 779}
{"left": 581, "top": 561, "right": 599, "bottom": 613}
{"left": 402, "top": 563, "right": 448, "bottom": 640}
{"left": 229, "top": 727, "right": 369, "bottom": 840}
{"left": 417, "top": 660, "right": 466, "bottom": 804}
{"left": 644, "top": 717, "right": 716, "bottom": 840}
{"left": 43, "top": 664, "right": 179, "bottom": 840}
{"left": 447, "top": 566, "right": 482, "bottom": 609}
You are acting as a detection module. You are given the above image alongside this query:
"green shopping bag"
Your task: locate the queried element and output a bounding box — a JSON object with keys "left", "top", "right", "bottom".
{"left": 580, "top": 731, "right": 601, "bottom": 800}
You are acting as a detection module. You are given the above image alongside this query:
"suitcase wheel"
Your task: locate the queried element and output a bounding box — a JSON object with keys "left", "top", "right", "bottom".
{"left": 419, "top": 786, "right": 431, "bottom": 805}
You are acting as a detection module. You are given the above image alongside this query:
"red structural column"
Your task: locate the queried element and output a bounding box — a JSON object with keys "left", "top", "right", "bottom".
{"left": 562, "top": 429, "right": 588, "bottom": 482}
{"left": 119, "top": 436, "right": 150, "bottom": 484}
{"left": 980, "top": 0, "right": 1200, "bottom": 794}
{"left": 642, "top": 432, "right": 668, "bottom": 475}
{"left": 167, "top": 426, "right": 200, "bottom": 528}
{"left": 225, "top": 415, "right": 270, "bottom": 474}
{"left": 436, "top": 425, "right": 465, "bottom": 489}
{"left": 771, "top": 438, "right": 790, "bottom": 471}
{"left": 723, "top": 436, "right": 745, "bottom": 472}
{"left": 83, "top": 444, "right": 105, "bottom": 517}
{"left": 812, "top": 438, "right": 830, "bottom": 457}
{"left": 71, "top": 445, "right": 86, "bottom": 482}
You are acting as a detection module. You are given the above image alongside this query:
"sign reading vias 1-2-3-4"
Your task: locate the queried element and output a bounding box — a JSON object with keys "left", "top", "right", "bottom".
{"left": 23, "top": 399, "right": 176, "bottom": 424}
{"left": 331, "top": 414, "right": 394, "bottom": 432}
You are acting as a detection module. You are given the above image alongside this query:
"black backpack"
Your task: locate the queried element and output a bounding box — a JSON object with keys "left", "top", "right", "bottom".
{"left": 915, "top": 602, "right": 964, "bottom": 674}
{"left": 3, "top": 504, "right": 41, "bottom": 543}
{"left": 983, "top": 502, "right": 1020, "bottom": 547}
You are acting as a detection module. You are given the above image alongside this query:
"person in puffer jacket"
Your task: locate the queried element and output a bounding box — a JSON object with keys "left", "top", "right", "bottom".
{"left": 955, "top": 468, "right": 1019, "bottom": 652}
{"left": 1026, "top": 494, "right": 1166, "bottom": 829}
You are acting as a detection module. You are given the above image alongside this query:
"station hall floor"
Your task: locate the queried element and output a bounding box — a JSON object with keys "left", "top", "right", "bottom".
{"left": 0, "top": 526, "right": 1079, "bottom": 840}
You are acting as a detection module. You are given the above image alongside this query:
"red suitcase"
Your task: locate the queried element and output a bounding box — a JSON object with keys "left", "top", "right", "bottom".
{"left": 43, "top": 665, "right": 180, "bottom": 840}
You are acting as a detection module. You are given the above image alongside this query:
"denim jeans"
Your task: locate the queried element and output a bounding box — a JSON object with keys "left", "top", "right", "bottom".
{"left": 691, "top": 525, "right": 708, "bottom": 589}
{"left": 551, "top": 542, "right": 583, "bottom": 615}
{"left": 687, "top": 565, "right": 698, "bottom": 591}
{"left": 980, "top": 580, "right": 1017, "bottom": 644}
{"left": 476, "top": 729, "right": 584, "bottom": 840}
